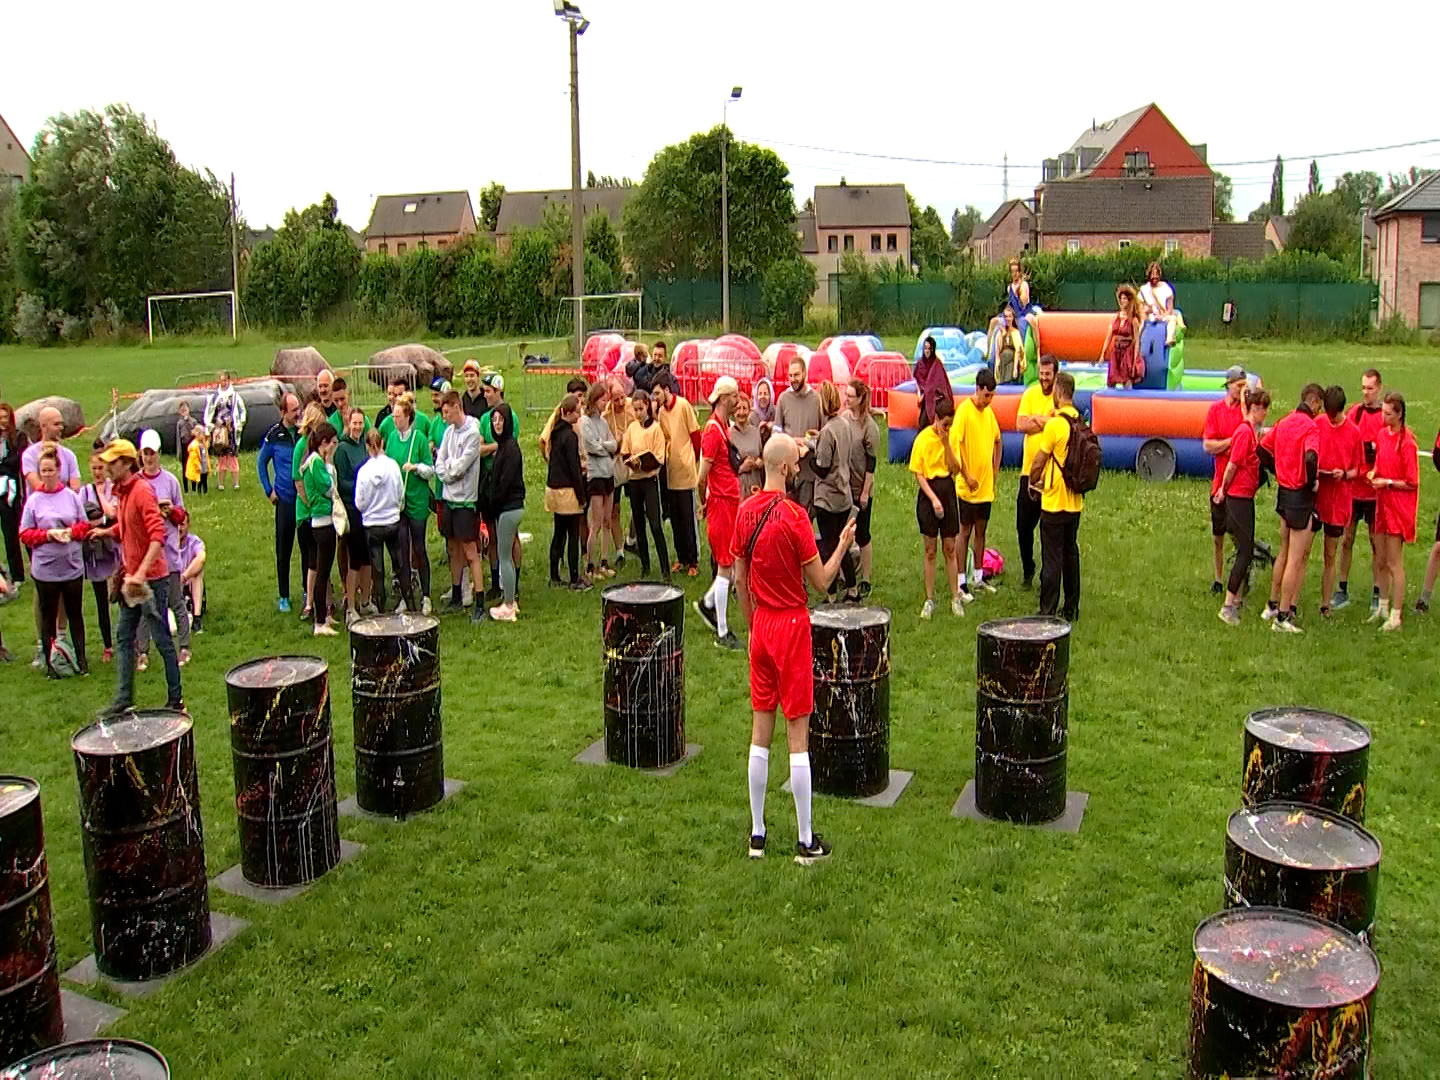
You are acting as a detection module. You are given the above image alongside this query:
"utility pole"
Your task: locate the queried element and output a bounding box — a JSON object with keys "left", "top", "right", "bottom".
{"left": 230, "top": 172, "right": 240, "bottom": 341}
{"left": 721, "top": 87, "right": 742, "bottom": 333}
{"left": 569, "top": 20, "right": 585, "bottom": 365}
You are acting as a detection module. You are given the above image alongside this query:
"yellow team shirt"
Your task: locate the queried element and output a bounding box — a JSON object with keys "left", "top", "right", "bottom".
{"left": 950, "top": 398, "right": 1001, "bottom": 504}
{"left": 657, "top": 398, "right": 700, "bottom": 489}
{"left": 908, "top": 424, "right": 951, "bottom": 480}
{"left": 1035, "top": 405, "right": 1085, "bottom": 514}
{"left": 1017, "top": 383, "right": 1055, "bottom": 474}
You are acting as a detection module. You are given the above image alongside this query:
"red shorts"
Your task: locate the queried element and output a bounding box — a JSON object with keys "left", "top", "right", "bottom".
{"left": 706, "top": 495, "right": 739, "bottom": 567}
{"left": 749, "top": 606, "right": 813, "bottom": 719}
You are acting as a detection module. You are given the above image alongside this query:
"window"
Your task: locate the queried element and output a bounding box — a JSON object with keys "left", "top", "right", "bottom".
{"left": 870, "top": 233, "right": 882, "bottom": 252}
{"left": 1420, "top": 283, "right": 1440, "bottom": 330}
{"left": 1423, "top": 214, "right": 1440, "bottom": 243}
{"left": 1118, "top": 239, "right": 1133, "bottom": 250}
{"left": 1165, "top": 238, "right": 1178, "bottom": 255}
{"left": 403, "top": 202, "right": 418, "bottom": 214}
{"left": 396, "top": 242, "right": 407, "bottom": 255}
{"left": 1019, "top": 217, "right": 1031, "bottom": 232}
{"left": 418, "top": 240, "right": 428, "bottom": 250}
{"left": 1123, "top": 151, "right": 1152, "bottom": 177}
{"left": 378, "top": 243, "right": 388, "bottom": 256}
{"left": 844, "top": 234, "right": 854, "bottom": 251}
{"left": 827, "top": 235, "right": 838, "bottom": 253}
{"left": 438, "top": 239, "right": 448, "bottom": 248}
{"left": 1066, "top": 239, "right": 1081, "bottom": 253}
{"left": 887, "top": 233, "right": 897, "bottom": 251}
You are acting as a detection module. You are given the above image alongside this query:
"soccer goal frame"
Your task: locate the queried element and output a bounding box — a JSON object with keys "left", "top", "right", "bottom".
{"left": 553, "top": 291, "right": 645, "bottom": 354}
{"left": 146, "top": 290, "right": 237, "bottom": 343}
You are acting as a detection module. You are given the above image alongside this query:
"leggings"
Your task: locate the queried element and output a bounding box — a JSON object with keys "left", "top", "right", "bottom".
{"left": 550, "top": 514, "right": 582, "bottom": 582}
{"left": 816, "top": 507, "right": 858, "bottom": 591}
{"left": 403, "top": 514, "right": 431, "bottom": 599}
{"left": 36, "top": 577, "right": 86, "bottom": 672}
{"left": 626, "top": 477, "right": 669, "bottom": 577}
{"left": 1225, "top": 496, "right": 1256, "bottom": 596}
{"left": 0, "top": 498, "right": 24, "bottom": 583}
{"left": 496, "top": 508, "right": 524, "bottom": 603}
{"left": 90, "top": 579, "right": 113, "bottom": 649}
{"left": 298, "top": 520, "right": 317, "bottom": 604}
{"left": 312, "top": 523, "right": 337, "bottom": 626}
{"left": 367, "top": 521, "right": 415, "bottom": 612}
{"left": 275, "top": 499, "right": 297, "bottom": 601}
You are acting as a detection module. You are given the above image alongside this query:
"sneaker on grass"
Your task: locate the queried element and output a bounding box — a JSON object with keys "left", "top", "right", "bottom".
{"left": 715, "top": 631, "right": 744, "bottom": 651}
{"left": 958, "top": 586, "right": 976, "bottom": 604}
{"left": 1218, "top": 606, "right": 1240, "bottom": 626}
{"left": 794, "top": 834, "right": 832, "bottom": 865}
{"left": 975, "top": 579, "right": 998, "bottom": 595}
{"left": 1271, "top": 616, "right": 1303, "bottom": 634}
{"left": 1380, "top": 611, "right": 1403, "bottom": 632}
{"left": 1330, "top": 589, "right": 1349, "bottom": 610}
{"left": 1211, "top": 580, "right": 1224, "bottom": 595}
{"left": 748, "top": 834, "right": 765, "bottom": 859}
{"left": 693, "top": 598, "right": 718, "bottom": 633}
{"left": 919, "top": 598, "right": 935, "bottom": 620}
{"left": 1261, "top": 603, "right": 1279, "bottom": 621}
{"left": 950, "top": 595, "right": 966, "bottom": 617}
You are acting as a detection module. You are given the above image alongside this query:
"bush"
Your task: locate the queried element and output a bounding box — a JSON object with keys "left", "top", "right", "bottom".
{"left": 15, "top": 293, "right": 53, "bottom": 345}
{"left": 762, "top": 255, "right": 818, "bottom": 332}
{"left": 59, "top": 314, "right": 87, "bottom": 342}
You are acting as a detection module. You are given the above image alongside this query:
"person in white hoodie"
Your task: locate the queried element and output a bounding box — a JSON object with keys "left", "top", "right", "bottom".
{"left": 407, "top": 390, "right": 487, "bottom": 623}
{"left": 355, "top": 428, "right": 415, "bottom": 614}
{"left": 204, "top": 370, "right": 247, "bottom": 490}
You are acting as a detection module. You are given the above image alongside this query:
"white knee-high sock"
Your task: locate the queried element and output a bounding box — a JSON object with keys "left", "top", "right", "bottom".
{"left": 748, "top": 745, "right": 769, "bottom": 836}
{"left": 790, "top": 751, "right": 813, "bottom": 846}
{"left": 713, "top": 575, "right": 730, "bottom": 636}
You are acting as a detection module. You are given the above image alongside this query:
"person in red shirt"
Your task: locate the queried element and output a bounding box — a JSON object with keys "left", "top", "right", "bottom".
{"left": 1313, "top": 385, "right": 1364, "bottom": 618}
{"left": 1369, "top": 391, "right": 1419, "bottom": 631}
{"left": 1337, "top": 368, "right": 1385, "bottom": 613}
{"left": 1259, "top": 384, "right": 1323, "bottom": 632}
{"left": 1417, "top": 428, "right": 1440, "bottom": 613}
{"left": 1214, "top": 389, "right": 1270, "bottom": 624}
{"left": 1201, "top": 365, "right": 1248, "bottom": 593}
{"left": 734, "top": 434, "right": 855, "bottom": 866}
{"left": 94, "top": 439, "right": 184, "bottom": 718}
{"left": 695, "top": 376, "right": 744, "bottom": 651}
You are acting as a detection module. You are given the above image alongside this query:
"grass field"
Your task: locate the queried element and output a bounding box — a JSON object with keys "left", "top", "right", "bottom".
{"left": 2, "top": 334, "right": 1439, "bottom": 1077}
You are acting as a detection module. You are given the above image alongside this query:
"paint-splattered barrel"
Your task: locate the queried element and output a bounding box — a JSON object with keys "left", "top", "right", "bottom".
{"left": 72, "top": 711, "right": 210, "bottom": 981}
{"left": 810, "top": 606, "right": 891, "bottom": 797}
{"left": 601, "top": 584, "right": 685, "bottom": 769}
{"left": 1188, "top": 907, "right": 1378, "bottom": 1079}
{"left": 351, "top": 614, "right": 444, "bottom": 818}
{"left": 1242, "top": 707, "right": 1370, "bottom": 823}
{"left": 974, "top": 617, "right": 1070, "bottom": 824}
{"left": 226, "top": 656, "right": 341, "bottom": 887}
{"left": 0, "top": 778, "right": 63, "bottom": 1063}
{"left": 1224, "top": 801, "right": 1381, "bottom": 945}
{"left": 0, "top": 1038, "right": 170, "bottom": 1078}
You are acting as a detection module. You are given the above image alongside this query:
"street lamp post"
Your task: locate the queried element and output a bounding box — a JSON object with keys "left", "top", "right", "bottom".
{"left": 556, "top": 2, "right": 590, "bottom": 363}
{"left": 721, "top": 86, "right": 742, "bottom": 333}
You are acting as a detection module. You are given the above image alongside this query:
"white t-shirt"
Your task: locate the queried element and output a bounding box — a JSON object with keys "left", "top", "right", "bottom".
{"left": 1140, "top": 281, "right": 1174, "bottom": 321}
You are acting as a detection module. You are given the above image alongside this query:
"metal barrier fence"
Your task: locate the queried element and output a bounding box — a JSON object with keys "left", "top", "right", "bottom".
{"left": 1055, "top": 281, "right": 1375, "bottom": 335}
{"left": 643, "top": 280, "right": 766, "bottom": 329}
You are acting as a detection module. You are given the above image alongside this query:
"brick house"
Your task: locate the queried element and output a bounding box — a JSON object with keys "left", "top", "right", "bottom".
{"left": 800, "top": 182, "right": 911, "bottom": 304}
{"left": 970, "top": 198, "right": 1036, "bottom": 264}
{"left": 493, "top": 186, "right": 631, "bottom": 255}
{"left": 1, "top": 112, "right": 30, "bottom": 190}
{"left": 1372, "top": 170, "right": 1440, "bottom": 329}
{"left": 364, "top": 191, "right": 476, "bottom": 256}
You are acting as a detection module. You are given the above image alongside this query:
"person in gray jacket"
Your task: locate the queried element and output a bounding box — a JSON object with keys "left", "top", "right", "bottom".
{"left": 580, "top": 383, "right": 619, "bottom": 578}
{"left": 407, "top": 390, "right": 486, "bottom": 622}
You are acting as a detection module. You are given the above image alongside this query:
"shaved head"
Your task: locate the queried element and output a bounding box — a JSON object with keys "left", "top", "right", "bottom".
{"left": 763, "top": 432, "right": 798, "bottom": 471}
{"left": 38, "top": 407, "right": 63, "bottom": 440}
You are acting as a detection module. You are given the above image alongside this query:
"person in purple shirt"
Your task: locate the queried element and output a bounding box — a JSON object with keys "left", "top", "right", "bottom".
{"left": 81, "top": 453, "right": 121, "bottom": 663}
{"left": 177, "top": 518, "right": 207, "bottom": 634}
{"left": 21, "top": 408, "right": 81, "bottom": 492}
{"left": 19, "top": 446, "right": 90, "bottom": 677}
{"left": 134, "top": 429, "right": 192, "bottom": 668}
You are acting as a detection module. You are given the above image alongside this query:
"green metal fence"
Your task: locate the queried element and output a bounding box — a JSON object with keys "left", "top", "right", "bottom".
{"left": 642, "top": 280, "right": 766, "bottom": 329}
{"left": 834, "top": 279, "right": 1002, "bottom": 332}
{"left": 1057, "top": 282, "right": 1376, "bottom": 335}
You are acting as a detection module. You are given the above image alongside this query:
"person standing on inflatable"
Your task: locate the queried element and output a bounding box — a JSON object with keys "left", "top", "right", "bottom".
{"left": 1140, "top": 262, "right": 1180, "bottom": 347}
{"left": 1369, "top": 392, "right": 1419, "bottom": 631}
{"left": 1099, "top": 285, "right": 1144, "bottom": 389}
{"left": 986, "top": 258, "right": 1036, "bottom": 347}
{"left": 1202, "top": 366, "right": 1249, "bottom": 595}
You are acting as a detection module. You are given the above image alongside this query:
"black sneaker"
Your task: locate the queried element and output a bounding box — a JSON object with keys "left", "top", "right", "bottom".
{"left": 748, "top": 834, "right": 766, "bottom": 859}
{"left": 96, "top": 703, "right": 133, "bottom": 722}
{"left": 471, "top": 603, "right": 488, "bottom": 623}
{"left": 1211, "top": 580, "right": 1224, "bottom": 595}
{"left": 570, "top": 578, "right": 593, "bottom": 593}
{"left": 1417, "top": 597, "right": 1431, "bottom": 613}
{"left": 715, "top": 631, "right": 745, "bottom": 651}
{"left": 857, "top": 581, "right": 873, "bottom": 600}
{"left": 165, "top": 699, "right": 187, "bottom": 714}
{"left": 795, "top": 834, "right": 831, "bottom": 865}
{"left": 693, "top": 598, "right": 719, "bottom": 633}
{"left": 443, "top": 598, "right": 466, "bottom": 615}
{"left": 1021, "top": 574, "right": 1034, "bottom": 590}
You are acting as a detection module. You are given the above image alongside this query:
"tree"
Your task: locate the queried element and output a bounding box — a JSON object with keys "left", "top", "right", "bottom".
{"left": 907, "top": 192, "right": 952, "bottom": 272}
{"left": 478, "top": 182, "right": 505, "bottom": 233}
{"left": 950, "top": 205, "right": 983, "bottom": 246}
{"left": 1332, "top": 171, "right": 1382, "bottom": 216}
{"left": 1378, "top": 166, "right": 1437, "bottom": 207}
{"left": 1269, "top": 155, "right": 1285, "bottom": 217}
{"left": 761, "top": 254, "right": 817, "bottom": 331}
{"left": 1308, "top": 160, "right": 1321, "bottom": 197}
{"left": 242, "top": 193, "right": 360, "bottom": 325}
{"left": 1213, "top": 173, "right": 1235, "bottom": 223}
{"left": 802, "top": 197, "right": 815, "bottom": 215}
{"left": 1287, "top": 191, "right": 1356, "bottom": 264}
{"left": 584, "top": 210, "right": 623, "bottom": 287}
{"left": 622, "top": 126, "right": 797, "bottom": 283}
{"left": 1247, "top": 202, "right": 1272, "bottom": 224}
{"left": 587, "top": 172, "right": 632, "bottom": 188}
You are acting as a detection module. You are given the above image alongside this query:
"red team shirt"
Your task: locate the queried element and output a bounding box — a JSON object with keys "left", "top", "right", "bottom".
{"left": 1260, "top": 409, "right": 1321, "bottom": 492}
{"left": 1348, "top": 402, "right": 1385, "bottom": 504}
{"left": 1313, "top": 415, "right": 1363, "bottom": 528}
{"left": 1203, "top": 398, "right": 1246, "bottom": 495}
{"left": 1373, "top": 426, "right": 1419, "bottom": 542}
{"left": 1225, "top": 421, "right": 1261, "bottom": 499}
{"left": 736, "top": 491, "right": 818, "bottom": 611}
{"left": 701, "top": 417, "right": 741, "bottom": 566}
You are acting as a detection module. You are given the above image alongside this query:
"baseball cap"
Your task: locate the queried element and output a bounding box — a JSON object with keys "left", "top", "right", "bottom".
{"left": 482, "top": 372, "right": 505, "bottom": 392}
{"left": 430, "top": 377, "right": 451, "bottom": 393}
{"left": 708, "top": 375, "right": 740, "bottom": 404}
{"left": 97, "top": 439, "right": 139, "bottom": 464}
{"left": 1224, "top": 365, "right": 1247, "bottom": 385}
{"left": 462, "top": 359, "right": 481, "bottom": 375}
{"left": 139, "top": 429, "right": 162, "bottom": 452}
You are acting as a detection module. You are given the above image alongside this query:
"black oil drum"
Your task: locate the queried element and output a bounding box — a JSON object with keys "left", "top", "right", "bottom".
{"left": 351, "top": 613, "right": 444, "bottom": 818}
{"left": 601, "top": 584, "right": 686, "bottom": 769}
{"left": 1242, "top": 707, "right": 1370, "bottom": 823}
{"left": 810, "top": 606, "right": 891, "bottom": 798}
{"left": 0, "top": 778, "right": 63, "bottom": 1063}
{"left": 226, "top": 656, "right": 341, "bottom": 887}
{"left": 1, "top": 1038, "right": 170, "bottom": 1078}
{"left": 71, "top": 711, "right": 210, "bottom": 981}
{"left": 974, "top": 617, "right": 1070, "bottom": 824}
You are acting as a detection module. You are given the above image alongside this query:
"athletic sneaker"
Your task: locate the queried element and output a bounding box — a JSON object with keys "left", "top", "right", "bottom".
{"left": 1261, "top": 603, "right": 1280, "bottom": 621}
{"left": 1271, "top": 617, "right": 1303, "bottom": 634}
{"left": 443, "top": 598, "right": 466, "bottom": 615}
{"left": 571, "top": 578, "right": 594, "bottom": 593}
{"left": 278, "top": 597, "right": 292, "bottom": 614}
{"left": 794, "top": 834, "right": 832, "bottom": 865}
{"left": 1381, "top": 611, "right": 1403, "bottom": 632}
{"left": 920, "top": 598, "right": 935, "bottom": 620}
{"left": 471, "top": 602, "right": 487, "bottom": 623}
{"left": 975, "top": 579, "right": 998, "bottom": 595}
{"left": 421, "top": 596, "right": 432, "bottom": 616}
{"left": 957, "top": 587, "right": 976, "bottom": 604}
{"left": 1365, "top": 606, "right": 1387, "bottom": 624}
{"left": 715, "top": 631, "right": 744, "bottom": 651}
{"left": 1330, "top": 590, "right": 1349, "bottom": 610}
{"left": 1369, "top": 594, "right": 1381, "bottom": 618}
{"left": 1415, "top": 597, "right": 1430, "bottom": 613}
{"left": 359, "top": 601, "right": 379, "bottom": 617}
{"left": 31, "top": 645, "right": 43, "bottom": 669}
{"left": 950, "top": 595, "right": 966, "bottom": 617}
{"left": 1218, "top": 606, "right": 1240, "bottom": 626}
{"left": 748, "top": 834, "right": 766, "bottom": 859}
{"left": 489, "top": 602, "right": 518, "bottom": 622}
{"left": 857, "top": 581, "right": 872, "bottom": 600}
{"left": 313, "top": 623, "right": 338, "bottom": 637}
{"left": 694, "top": 598, "right": 719, "bottom": 633}
{"left": 1211, "top": 580, "right": 1224, "bottom": 595}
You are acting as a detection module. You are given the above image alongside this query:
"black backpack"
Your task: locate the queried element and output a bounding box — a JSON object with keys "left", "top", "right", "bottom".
{"left": 1060, "top": 413, "right": 1102, "bottom": 495}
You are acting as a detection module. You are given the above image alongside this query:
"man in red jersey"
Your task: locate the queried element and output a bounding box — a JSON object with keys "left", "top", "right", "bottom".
{"left": 1259, "top": 384, "right": 1323, "bottom": 632}
{"left": 1336, "top": 368, "right": 1385, "bottom": 613}
{"left": 695, "top": 376, "right": 744, "bottom": 651}
{"left": 1201, "top": 366, "right": 1248, "bottom": 593}
{"left": 734, "top": 434, "right": 854, "bottom": 866}
{"left": 1313, "top": 385, "right": 1363, "bottom": 617}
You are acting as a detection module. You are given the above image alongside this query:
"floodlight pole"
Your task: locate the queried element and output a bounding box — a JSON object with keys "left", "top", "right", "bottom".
{"left": 230, "top": 173, "right": 240, "bottom": 342}
{"left": 721, "top": 88, "right": 741, "bottom": 333}
{"left": 569, "top": 17, "right": 585, "bottom": 364}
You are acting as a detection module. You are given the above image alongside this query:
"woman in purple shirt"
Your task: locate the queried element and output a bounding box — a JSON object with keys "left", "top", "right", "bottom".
{"left": 82, "top": 453, "right": 121, "bottom": 663}
{"left": 19, "top": 447, "right": 91, "bottom": 677}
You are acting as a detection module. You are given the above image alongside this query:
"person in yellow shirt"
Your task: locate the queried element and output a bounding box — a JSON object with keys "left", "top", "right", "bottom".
{"left": 908, "top": 396, "right": 963, "bottom": 619}
{"left": 1027, "top": 371, "right": 1084, "bottom": 620}
{"left": 1015, "top": 355, "right": 1057, "bottom": 588}
{"left": 654, "top": 376, "right": 701, "bottom": 575}
{"left": 619, "top": 390, "right": 671, "bottom": 582}
{"left": 951, "top": 369, "right": 1002, "bottom": 600}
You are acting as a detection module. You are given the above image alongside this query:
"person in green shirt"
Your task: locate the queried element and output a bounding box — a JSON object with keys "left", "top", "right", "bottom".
{"left": 334, "top": 407, "right": 374, "bottom": 623}
{"left": 300, "top": 420, "right": 341, "bottom": 636}
{"left": 326, "top": 377, "right": 370, "bottom": 434}
{"left": 293, "top": 401, "right": 328, "bottom": 619}
{"left": 384, "top": 396, "right": 435, "bottom": 615}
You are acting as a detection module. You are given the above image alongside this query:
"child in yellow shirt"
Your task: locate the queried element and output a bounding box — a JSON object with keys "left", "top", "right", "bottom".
{"left": 186, "top": 429, "right": 210, "bottom": 495}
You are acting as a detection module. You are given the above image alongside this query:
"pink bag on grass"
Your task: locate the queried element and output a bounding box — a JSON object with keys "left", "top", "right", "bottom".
{"left": 982, "top": 548, "right": 1005, "bottom": 577}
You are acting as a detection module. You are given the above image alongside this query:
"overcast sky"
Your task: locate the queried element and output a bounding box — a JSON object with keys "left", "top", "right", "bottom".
{"left": 6, "top": 0, "right": 1439, "bottom": 232}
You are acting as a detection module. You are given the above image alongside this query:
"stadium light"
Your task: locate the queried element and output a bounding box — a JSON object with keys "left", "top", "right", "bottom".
{"left": 722, "top": 87, "right": 743, "bottom": 333}
{"left": 556, "top": 2, "right": 588, "bottom": 362}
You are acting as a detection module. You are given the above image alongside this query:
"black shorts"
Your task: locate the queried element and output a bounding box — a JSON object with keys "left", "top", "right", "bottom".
{"left": 959, "top": 500, "right": 993, "bottom": 526}
{"left": 1210, "top": 496, "right": 1229, "bottom": 537}
{"left": 587, "top": 476, "right": 615, "bottom": 499}
{"left": 1351, "top": 499, "right": 1376, "bottom": 528}
{"left": 917, "top": 477, "right": 960, "bottom": 539}
{"left": 1321, "top": 521, "right": 1345, "bottom": 539}
{"left": 854, "top": 499, "right": 873, "bottom": 547}
{"left": 1276, "top": 486, "right": 1316, "bottom": 532}
{"left": 442, "top": 505, "right": 479, "bottom": 543}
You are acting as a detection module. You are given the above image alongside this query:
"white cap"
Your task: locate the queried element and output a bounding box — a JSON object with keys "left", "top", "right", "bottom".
{"left": 708, "top": 375, "right": 740, "bottom": 404}
{"left": 139, "top": 429, "right": 162, "bottom": 452}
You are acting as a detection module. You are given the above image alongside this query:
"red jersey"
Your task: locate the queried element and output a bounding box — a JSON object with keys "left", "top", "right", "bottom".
{"left": 1313, "top": 415, "right": 1363, "bottom": 527}
{"left": 1203, "top": 398, "right": 1245, "bottom": 495}
{"left": 114, "top": 471, "right": 169, "bottom": 581}
{"left": 1225, "top": 421, "right": 1261, "bottom": 499}
{"left": 1374, "top": 425, "right": 1419, "bottom": 542}
{"left": 1348, "top": 402, "right": 1385, "bottom": 502}
{"left": 736, "top": 490, "right": 818, "bottom": 612}
{"left": 1260, "top": 408, "right": 1320, "bottom": 491}
{"left": 699, "top": 417, "right": 740, "bottom": 501}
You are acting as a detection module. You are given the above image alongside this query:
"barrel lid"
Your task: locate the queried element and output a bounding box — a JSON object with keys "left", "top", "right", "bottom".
{"left": 602, "top": 583, "right": 684, "bottom": 605}
{"left": 226, "top": 655, "right": 328, "bottom": 689}
{"left": 1, "top": 1038, "right": 170, "bottom": 1079}
{"left": 1245, "top": 707, "right": 1370, "bottom": 752}
{"left": 71, "top": 710, "right": 192, "bottom": 756}
{"left": 1227, "top": 802, "right": 1381, "bottom": 870}
{"left": 350, "top": 612, "right": 439, "bottom": 638}
{"left": 0, "top": 776, "right": 39, "bottom": 818}
{"left": 978, "top": 616, "right": 1070, "bottom": 642}
{"left": 1193, "top": 907, "right": 1380, "bottom": 1007}
{"left": 810, "top": 604, "right": 891, "bottom": 630}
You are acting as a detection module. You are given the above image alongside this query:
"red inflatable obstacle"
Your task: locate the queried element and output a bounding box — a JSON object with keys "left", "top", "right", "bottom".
{"left": 1030, "top": 312, "right": 1112, "bottom": 362}
{"left": 853, "top": 352, "right": 911, "bottom": 410}
{"left": 582, "top": 332, "right": 626, "bottom": 382}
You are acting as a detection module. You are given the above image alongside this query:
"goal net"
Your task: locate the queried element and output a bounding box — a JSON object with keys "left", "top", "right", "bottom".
{"left": 147, "top": 291, "right": 238, "bottom": 342}
{"left": 551, "top": 292, "right": 644, "bottom": 360}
